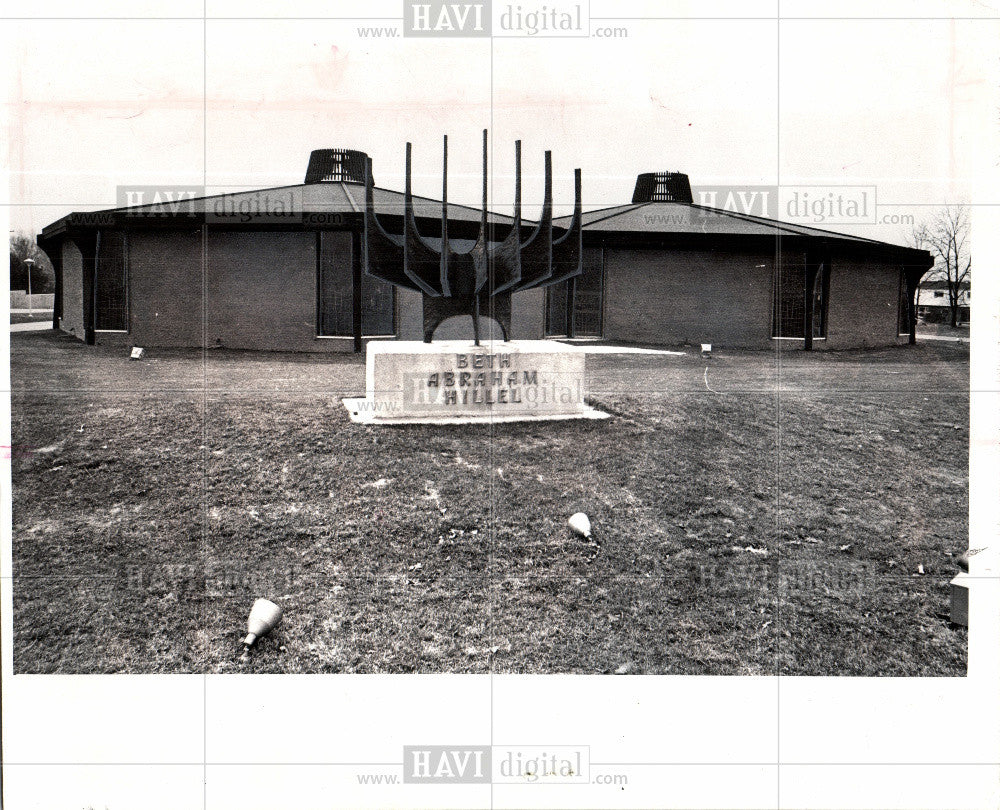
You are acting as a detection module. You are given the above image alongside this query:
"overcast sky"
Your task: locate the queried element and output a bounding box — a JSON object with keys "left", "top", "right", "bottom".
{"left": 4, "top": 1, "right": 996, "bottom": 246}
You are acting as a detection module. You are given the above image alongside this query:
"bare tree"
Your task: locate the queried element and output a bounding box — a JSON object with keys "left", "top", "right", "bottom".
{"left": 9, "top": 231, "right": 55, "bottom": 293}
{"left": 919, "top": 205, "right": 972, "bottom": 328}
{"left": 907, "top": 221, "right": 931, "bottom": 320}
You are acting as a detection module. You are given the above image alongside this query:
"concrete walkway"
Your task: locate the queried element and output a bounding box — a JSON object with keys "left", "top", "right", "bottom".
{"left": 4, "top": 324, "right": 694, "bottom": 349}
{"left": 10, "top": 321, "right": 53, "bottom": 333}
{"left": 560, "top": 343, "right": 686, "bottom": 356}
{"left": 916, "top": 334, "right": 970, "bottom": 343}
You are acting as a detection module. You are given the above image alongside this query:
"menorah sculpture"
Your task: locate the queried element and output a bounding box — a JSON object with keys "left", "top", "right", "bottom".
{"left": 363, "top": 130, "right": 582, "bottom": 344}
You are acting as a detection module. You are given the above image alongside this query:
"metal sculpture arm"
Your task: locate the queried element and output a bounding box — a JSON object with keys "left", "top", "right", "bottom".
{"left": 492, "top": 138, "right": 524, "bottom": 295}
{"left": 402, "top": 142, "right": 445, "bottom": 297}
{"left": 363, "top": 157, "right": 415, "bottom": 292}
{"left": 542, "top": 167, "right": 583, "bottom": 287}
{"left": 363, "top": 130, "right": 583, "bottom": 345}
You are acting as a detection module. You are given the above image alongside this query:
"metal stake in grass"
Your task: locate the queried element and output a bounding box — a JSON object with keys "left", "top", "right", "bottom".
{"left": 240, "top": 598, "right": 282, "bottom": 661}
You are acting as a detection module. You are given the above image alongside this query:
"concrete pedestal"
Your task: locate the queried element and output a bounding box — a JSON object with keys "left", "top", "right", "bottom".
{"left": 343, "top": 340, "right": 609, "bottom": 425}
{"left": 949, "top": 572, "right": 970, "bottom": 627}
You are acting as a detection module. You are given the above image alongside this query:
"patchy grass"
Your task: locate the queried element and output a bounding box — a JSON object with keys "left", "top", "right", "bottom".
{"left": 10, "top": 311, "right": 54, "bottom": 325}
{"left": 10, "top": 331, "right": 968, "bottom": 675}
{"left": 916, "top": 322, "right": 970, "bottom": 338}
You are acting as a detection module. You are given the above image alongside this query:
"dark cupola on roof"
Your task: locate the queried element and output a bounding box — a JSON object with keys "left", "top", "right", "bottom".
{"left": 631, "top": 171, "right": 693, "bottom": 203}
{"left": 304, "top": 148, "right": 370, "bottom": 184}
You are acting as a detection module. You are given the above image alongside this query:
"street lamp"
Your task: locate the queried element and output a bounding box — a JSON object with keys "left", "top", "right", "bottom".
{"left": 24, "top": 257, "right": 35, "bottom": 317}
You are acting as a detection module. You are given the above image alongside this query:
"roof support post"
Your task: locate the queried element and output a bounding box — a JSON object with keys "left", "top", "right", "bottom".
{"left": 567, "top": 276, "right": 577, "bottom": 339}
{"left": 903, "top": 265, "right": 927, "bottom": 346}
{"left": 52, "top": 253, "right": 62, "bottom": 331}
{"left": 352, "top": 229, "right": 363, "bottom": 353}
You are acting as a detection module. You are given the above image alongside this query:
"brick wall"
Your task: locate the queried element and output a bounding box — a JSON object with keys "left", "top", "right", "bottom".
{"left": 60, "top": 227, "right": 912, "bottom": 352}
{"left": 205, "top": 230, "right": 318, "bottom": 351}
{"left": 603, "top": 247, "right": 775, "bottom": 348}
{"left": 511, "top": 286, "right": 545, "bottom": 339}
{"left": 397, "top": 288, "right": 422, "bottom": 341}
{"left": 825, "top": 253, "right": 906, "bottom": 349}
{"left": 127, "top": 228, "right": 362, "bottom": 352}
{"left": 60, "top": 239, "right": 84, "bottom": 338}
{"left": 128, "top": 229, "right": 204, "bottom": 347}
{"left": 601, "top": 246, "right": 908, "bottom": 350}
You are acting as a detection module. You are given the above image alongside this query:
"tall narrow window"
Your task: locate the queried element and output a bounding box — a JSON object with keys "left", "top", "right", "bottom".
{"left": 812, "top": 260, "right": 829, "bottom": 338}
{"left": 95, "top": 230, "right": 128, "bottom": 331}
{"left": 318, "top": 230, "right": 394, "bottom": 337}
{"left": 544, "top": 247, "right": 604, "bottom": 338}
{"left": 574, "top": 247, "right": 604, "bottom": 337}
{"left": 772, "top": 252, "right": 827, "bottom": 339}
{"left": 318, "top": 231, "right": 354, "bottom": 337}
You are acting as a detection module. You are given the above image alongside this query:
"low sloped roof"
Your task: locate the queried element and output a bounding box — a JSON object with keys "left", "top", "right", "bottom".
{"left": 553, "top": 200, "right": 891, "bottom": 246}
{"left": 40, "top": 180, "right": 514, "bottom": 237}
{"left": 39, "top": 175, "right": 929, "bottom": 266}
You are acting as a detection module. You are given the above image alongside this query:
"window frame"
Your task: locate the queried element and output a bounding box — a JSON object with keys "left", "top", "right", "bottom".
{"left": 316, "top": 229, "right": 397, "bottom": 341}
{"left": 543, "top": 246, "right": 605, "bottom": 339}
{"left": 93, "top": 229, "right": 130, "bottom": 334}
{"left": 770, "top": 252, "right": 830, "bottom": 341}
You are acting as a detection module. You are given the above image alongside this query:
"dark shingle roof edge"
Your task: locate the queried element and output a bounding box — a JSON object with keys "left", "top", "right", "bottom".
{"left": 39, "top": 180, "right": 516, "bottom": 237}
{"left": 553, "top": 199, "right": 925, "bottom": 255}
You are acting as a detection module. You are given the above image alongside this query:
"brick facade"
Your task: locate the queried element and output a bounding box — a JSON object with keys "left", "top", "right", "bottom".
{"left": 825, "top": 254, "right": 908, "bottom": 349}
{"left": 128, "top": 229, "right": 203, "bottom": 347}
{"left": 50, "top": 227, "right": 917, "bottom": 353}
{"left": 118, "top": 229, "right": 359, "bottom": 352}
{"left": 205, "top": 231, "right": 318, "bottom": 351}
{"left": 59, "top": 239, "right": 84, "bottom": 339}
{"left": 602, "top": 247, "right": 775, "bottom": 349}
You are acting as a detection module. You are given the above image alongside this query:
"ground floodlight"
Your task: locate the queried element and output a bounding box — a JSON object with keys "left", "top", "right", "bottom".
{"left": 568, "top": 512, "right": 592, "bottom": 539}
{"left": 242, "top": 598, "right": 282, "bottom": 652}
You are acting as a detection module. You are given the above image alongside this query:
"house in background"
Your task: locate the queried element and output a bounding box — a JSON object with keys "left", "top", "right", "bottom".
{"left": 37, "top": 149, "right": 933, "bottom": 353}
{"left": 916, "top": 279, "right": 971, "bottom": 324}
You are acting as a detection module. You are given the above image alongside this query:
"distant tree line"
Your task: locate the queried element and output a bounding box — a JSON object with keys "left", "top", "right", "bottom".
{"left": 9, "top": 231, "right": 55, "bottom": 293}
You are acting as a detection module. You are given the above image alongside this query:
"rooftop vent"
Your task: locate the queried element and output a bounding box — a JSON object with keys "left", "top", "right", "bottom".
{"left": 304, "top": 149, "right": 370, "bottom": 184}
{"left": 631, "top": 171, "right": 693, "bottom": 204}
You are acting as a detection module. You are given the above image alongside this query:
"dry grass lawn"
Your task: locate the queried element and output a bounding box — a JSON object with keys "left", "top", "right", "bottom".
{"left": 9, "top": 330, "right": 968, "bottom": 675}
